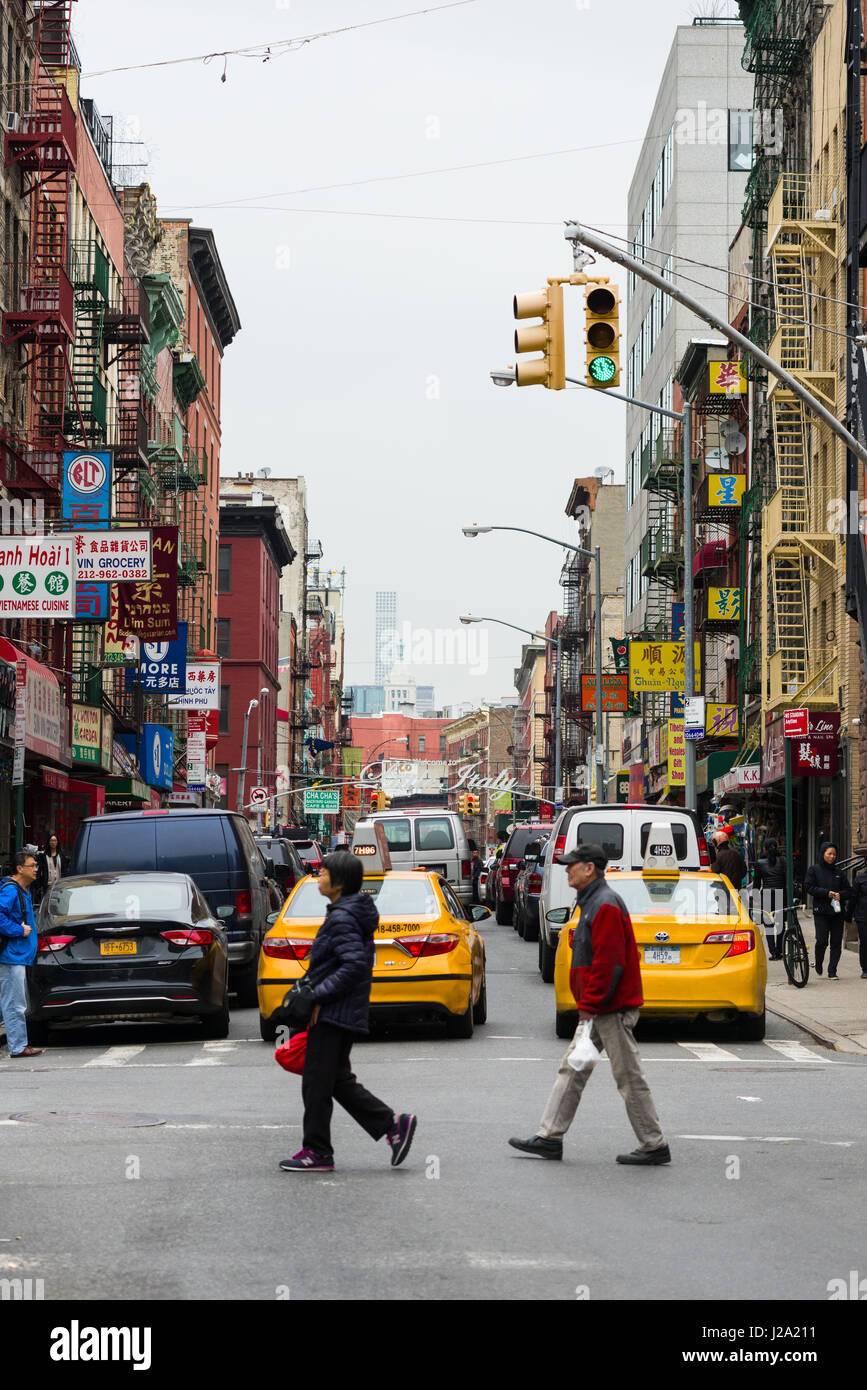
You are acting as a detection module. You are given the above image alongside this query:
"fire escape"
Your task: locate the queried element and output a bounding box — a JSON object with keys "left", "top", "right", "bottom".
{"left": 1, "top": 1, "right": 78, "bottom": 497}
{"left": 640, "top": 428, "right": 689, "bottom": 642}
{"left": 762, "top": 172, "right": 838, "bottom": 713}
{"left": 559, "top": 552, "right": 591, "bottom": 797}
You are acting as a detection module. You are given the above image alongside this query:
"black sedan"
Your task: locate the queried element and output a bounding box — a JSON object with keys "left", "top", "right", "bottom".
{"left": 27, "top": 872, "right": 230, "bottom": 1045}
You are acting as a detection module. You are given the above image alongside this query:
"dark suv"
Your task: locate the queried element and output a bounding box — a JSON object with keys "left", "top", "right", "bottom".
{"left": 71, "top": 810, "right": 274, "bottom": 1008}
{"left": 493, "top": 823, "right": 550, "bottom": 925}
{"left": 255, "top": 835, "right": 305, "bottom": 896}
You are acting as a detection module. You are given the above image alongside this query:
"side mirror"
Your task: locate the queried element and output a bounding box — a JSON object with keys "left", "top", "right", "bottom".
{"left": 546, "top": 907, "right": 570, "bottom": 924}
{"left": 216, "top": 905, "right": 234, "bottom": 919}
{"left": 470, "top": 905, "right": 491, "bottom": 921}
{"left": 266, "top": 911, "right": 280, "bottom": 925}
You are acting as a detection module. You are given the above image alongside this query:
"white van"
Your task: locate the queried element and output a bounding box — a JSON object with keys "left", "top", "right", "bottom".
{"left": 536, "top": 805, "right": 710, "bottom": 980}
{"left": 354, "top": 810, "right": 473, "bottom": 904}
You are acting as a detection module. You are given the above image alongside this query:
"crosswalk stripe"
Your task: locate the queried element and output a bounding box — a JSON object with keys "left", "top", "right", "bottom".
{"left": 83, "top": 1045, "right": 146, "bottom": 1067}
{"left": 185, "top": 1057, "right": 223, "bottom": 1067}
{"left": 764, "top": 1040, "right": 831, "bottom": 1062}
{"left": 676, "top": 1042, "right": 739, "bottom": 1062}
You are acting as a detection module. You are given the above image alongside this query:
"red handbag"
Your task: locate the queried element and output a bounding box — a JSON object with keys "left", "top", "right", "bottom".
{"left": 274, "top": 1030, "right": 308, "bottom": 1075}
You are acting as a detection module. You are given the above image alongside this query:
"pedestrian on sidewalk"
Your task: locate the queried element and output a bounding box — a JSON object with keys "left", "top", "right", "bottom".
{"left": 279, "top": 850, "right": 417, "bottom": 1173}
{"left": 753, "top": 837, "right": 787, "bottom": 960}
{"left": 34, "top": 832, "right": 66, "bottom": 907}
{"left": 804, "top": 841, "right": 851, "bottom": 979}
{"left": 508, "top": 843, "right": 669, "bottom": 1166}
{"left": 846, "top": 860, "right": 867, "bottom": 979}
{"left": 0, "top": 849, "right": 42, "bottom": 1058}
{"left": 713, "top": 828, "right": 747, "bottom": 893}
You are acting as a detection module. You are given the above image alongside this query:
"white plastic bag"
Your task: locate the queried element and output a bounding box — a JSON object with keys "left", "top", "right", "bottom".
{"left": 567, "top": 1019, "right": 600, "bottom": 1073}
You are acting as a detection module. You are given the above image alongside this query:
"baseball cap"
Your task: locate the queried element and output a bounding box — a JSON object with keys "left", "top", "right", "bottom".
{"left": 555, "top": 843, "right": 608, "bottom": 870}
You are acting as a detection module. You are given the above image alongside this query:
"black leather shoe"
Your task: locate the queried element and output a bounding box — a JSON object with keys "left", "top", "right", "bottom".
{"left": 508, "top": 1134, "right": 563, "bottom": 1160}
{"left": 815, "top": 962, "right": 823, "bottom": 976}
{"left": 616, "top": 1144, "right": 671, "bottom": 1166}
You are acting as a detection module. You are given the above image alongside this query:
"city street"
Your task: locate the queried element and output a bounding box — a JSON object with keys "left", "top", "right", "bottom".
{"left": 3, "top": 919, "right": 864, "bottom": 1303}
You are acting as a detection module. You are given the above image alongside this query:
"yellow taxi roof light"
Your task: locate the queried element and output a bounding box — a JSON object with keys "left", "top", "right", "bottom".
{"left": 350, "top": 822, "right": 393, "bottom": 874}
{"left": 642, "top": 821, "right": 680, "bottom": 878}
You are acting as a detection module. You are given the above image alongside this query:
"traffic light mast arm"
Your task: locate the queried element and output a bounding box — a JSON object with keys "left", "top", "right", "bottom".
{"left": 564, "top": 221, "right": 867, "bottom": 470}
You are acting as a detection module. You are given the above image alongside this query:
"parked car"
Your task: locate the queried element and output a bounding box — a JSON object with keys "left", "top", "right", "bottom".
{"left": 493, "top": 823, "right": 550, "bottom": 925}
{"left": 354, "top": 810, "right": 473, "bottom": 904}
{"left": 513, "top": 835, "right": 549, "bottom": 942}
{"left": 27, "top": 872, "right": 230, "bottom": 1045}
{"left": 255, "top": 834, "right": 306, "bottom": 896}
{"left": 290, "top": 839, "right": 324, "bottom": 874}
{"left": 536, "top": 804, "right": 711, "bottom": 982}
{"left": 484, "top": 847, "right": 503, "bottom": 909}
{"left": 70, "top": 810, "right": 275, "bottom": 1008}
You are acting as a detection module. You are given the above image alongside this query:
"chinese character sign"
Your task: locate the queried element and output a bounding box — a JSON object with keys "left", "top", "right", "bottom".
{"left": 667, "top": 720, "right": 685, "bottom": 786}
{"left": 708, "top": 360, "right": 746, "bottom": 395}
{"left": 117, "top": 526, "right": 179, "bottom": 640}
{"left": 706, "top": 704, "right": 739, "bottom": 738}
{"left": 581, "top": 674, "right": 628, "bottom": 712}
{"left": 0, "top": 537, "right": 75, "bottom": 618}
{"left": 628, "top": 641, "right": 702, "bottom": 693}
{"left": 707, "top": 588, "right": 742, "bottom": 622}
{"left": 707, "top": 474, "right": 746, "bottom": 509}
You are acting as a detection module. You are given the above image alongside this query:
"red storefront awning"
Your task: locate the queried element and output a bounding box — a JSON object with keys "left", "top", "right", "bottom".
{"left": 0, "top": 635, "right": 65, "bottom": 763}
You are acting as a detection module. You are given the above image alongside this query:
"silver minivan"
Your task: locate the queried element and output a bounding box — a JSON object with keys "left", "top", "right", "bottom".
{"left": 355, "top": 810, "right": 473, "bottom": 904}
{"left": 536, "top": 805, "right": 710, "bottom": 980}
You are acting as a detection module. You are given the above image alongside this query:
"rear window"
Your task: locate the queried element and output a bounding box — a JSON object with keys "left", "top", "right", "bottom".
{"left": 48, "top": 879, "right": 189, "bottom": 921}
{"left": 284, "top": 877, "right": 438, "bottom": 918}
{"left": 414, "top": 817, "right": 454, "bottom": 852}
{"left": 80, "top": 820, "right": 156, "bottom": 872}
{"left": 640, "top": 822, "right": 689, "bottom": 861}
{"left": 378, "top": 819, "right": 411, "bottom": 853}
{"left": 612, "top": 877, "right": 736, "bottom": 919}
{"left": 506, "top": 827, "right": 547, "bottom": 858}
{"left": 155, "top": 818, "right": 231, "bottom": 874}
{"left": 575, "top": 822, "right": 624, "bottom": 860}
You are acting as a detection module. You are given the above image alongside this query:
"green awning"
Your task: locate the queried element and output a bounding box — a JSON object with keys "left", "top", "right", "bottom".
{"left": 696, "top": 749, "right": 738, "bottom": 795}
{"left": 104, "top": 777, "right": 150, "bottom": 802}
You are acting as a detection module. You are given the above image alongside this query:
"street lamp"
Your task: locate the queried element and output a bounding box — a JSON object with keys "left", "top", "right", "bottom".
{"left": 256, "top": 687, "right": 269, "bottom": 832}
{"left": 237, "top": 698, "right": 258, "bottom": 814}
{"left": 460, "top": 614, "right": 563, "bottom": 803}
{"left": 490, "top": 367, "right": 517, "bottom": 387}
{"left": 462, "top": 525, "right": 604, "bottom": 802}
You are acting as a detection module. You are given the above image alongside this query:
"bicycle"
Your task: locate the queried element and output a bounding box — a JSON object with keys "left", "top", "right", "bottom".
{"left": 778, "top": 904, "right": 810, "bottom": 989}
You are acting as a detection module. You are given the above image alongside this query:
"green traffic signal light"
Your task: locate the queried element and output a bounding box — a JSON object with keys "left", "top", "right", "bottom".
{"left": 588, "top": 355, "right": 616, "bottom": 383}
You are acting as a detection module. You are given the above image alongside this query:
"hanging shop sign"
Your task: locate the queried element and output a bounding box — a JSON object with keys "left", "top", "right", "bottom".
{"left": 136, "top": 624, "right": 188, "bottom": 694}
{"left": 667, "top": 720, "right": 685, "bottom": 786}
{"left": 580, "top": 673, "right": 628, "bottom": 712}
{"left": 167, "top": 660, "right": 221, "bottom": 711}
{"left": 73, "top": 530, "right": 152, "bottom": 584}
{"left": 705, "top": 474, "right": 746, "bottom": 509}
{"left": 186, "top": 712, "right": 207, "bottom": 792}
{"left": 116, "top": 526, "right": 179, "bottom": 640}
{"left": 0, "top": 537, "right": 75, "bottom": 618}
{"left": 63, "top": 451, "right": 112, "bottom": 620}
{"left": 705, "top": 703, "right": 739, "bottom": 738}
{"left": 628, "top": 640, "right": 702, "bottom": 694}
{"left": 705, "top": 587, "right": 742, "bottom": 624}
{"left": 708, "top": 360, "right": 747, "bottom": 395}
{"left": 140, "top": 723, "right": 174, "bottom": 791}
{"left": 72, "top": 704, "right": 103, "bottom": 765}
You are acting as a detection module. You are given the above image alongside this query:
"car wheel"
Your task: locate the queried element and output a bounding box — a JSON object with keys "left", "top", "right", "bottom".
{"left": 201, "top": 997, "right": 230, "bottom": 1039}
{"left": 540, "top": 938, "right": 556, "bottom": 984}
{"left": 445, "top": 991, "right": 475, "bottom": 1038}
{"left": 259, "top": 1011, "right": 278, "bottom": 1043}
{"left": 736, "top": 1008, "right": 766, "bottom": 1042}
{"left": 26, "top": 1018, "right": 49, "bottom": 1048}
{"left": 495, "top": 899, "right": 512, "bottom": 926}
{"left": 232, "top": 962, "right": 259, "bottom": 1009}
{"left": 472, "top": 971, "right": 487, "bottom": 1025}
{"left": 523, "top": 910, "right": 539, "bottom": 944}
{"left": 556, "top": 1010, "right": 578, "bottom": 1040}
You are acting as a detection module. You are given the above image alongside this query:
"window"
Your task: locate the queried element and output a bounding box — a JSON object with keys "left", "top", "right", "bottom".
{"left": 215, "top": 618, "right": 231, "bottom": 658}
{"left": 217, "top": 544, "right": 231, "bottom": 593}
{"left": 728, "top": 110, "right": 755, "bottom": 173}
{"left": 379, "top": 818, "right": 412, "bottom": 852}
{"left": 155, "top": 818, "right": 229, "bottom": 876}
{"left": 418, "top": 735, "right": 426, "bottom": 752}
{"left": 415, "top": 817, "right": 455, "bottom": 851}
{"left": 576, "top": 821, "right": 624, "bottom": 860}
{"left": 219, "top": 686, "right": 230, "bottom": 735}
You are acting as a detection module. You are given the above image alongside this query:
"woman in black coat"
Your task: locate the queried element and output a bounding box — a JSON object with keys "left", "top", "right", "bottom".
{"left": 753, "top": 837, "right": 787, "bottom": 961}
{"left": 846, "top": 864, "right": 867, "bottom": 978}
{"left": 279, "top": 851, "right": 417, "bottom": 1173}
{"left": 804, "top": 841, "right": 850, "bottom": 978}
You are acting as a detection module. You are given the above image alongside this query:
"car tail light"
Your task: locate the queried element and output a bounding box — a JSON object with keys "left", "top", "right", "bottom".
{"left": 36, "top": 935, "right": 75, "bottom": 954}
{"left": 461, "top": 859, "right": 471, "bottom": 879}
{"left": 394, "top": 933, "right": 459, "bottom": 957}
{"left": 698, "top": 835, "right": 711, "bottom": 868}
{"left": 263, "top": 937, "right": 312, "bottom": 961}
{"left": 704, "top": 929, "right": 754, "bottom": 958}
{"left": 567, "top": 928, "right": 575, "bottom": 948}
{"left": 529, "top": 872, "right": 542, "bottom": 892}
{"left": 161, "top": 929, "right": 215, "bottom": 947}
{"left": 236, "top": 890, "right": 252, "bottom": 916}
{"left": 553, "top": 834, "right": 567, "bottom": 858}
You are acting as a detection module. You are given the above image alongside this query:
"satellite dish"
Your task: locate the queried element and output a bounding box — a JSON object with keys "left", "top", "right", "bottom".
{"left": 721, "top": 421, "right": 746, "bottom": 455}
{"left": 256, "top": 467, "right": 272, "bottom": 478}
{"left": 594, "top": 466, "right": 615, "bottom": 482}
{"left": 705, "top": 447, "right": 730, "bottom": 472}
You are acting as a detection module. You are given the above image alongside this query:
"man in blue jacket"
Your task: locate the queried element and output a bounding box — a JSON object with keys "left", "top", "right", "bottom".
{"left": 0, "top": 849, "right": 42, "bottom": 1057}
{"left": 279, "top": 850, "right": 417, "bottom": 1173}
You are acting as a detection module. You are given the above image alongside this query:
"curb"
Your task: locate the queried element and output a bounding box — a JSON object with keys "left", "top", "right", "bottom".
{"left": 766, "top": 994, "right": 867, "bottom": 1055}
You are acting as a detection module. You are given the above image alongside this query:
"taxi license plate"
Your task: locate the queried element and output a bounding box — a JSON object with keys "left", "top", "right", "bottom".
{"left": 644, "top": 946, "right": 680, "bottom": 965}
{"left": 99, "top": 940, "right": 137, "bottom": 956}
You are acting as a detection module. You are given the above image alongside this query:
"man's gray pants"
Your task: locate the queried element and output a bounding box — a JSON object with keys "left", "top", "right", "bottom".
{"left": 537, "top": 1008, "right": 665, "bottom": 1150}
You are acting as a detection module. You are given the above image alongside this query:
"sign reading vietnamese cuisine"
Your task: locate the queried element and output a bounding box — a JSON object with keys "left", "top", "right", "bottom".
{"left": 0, "top": 537, "right": 75, "bottom": 618}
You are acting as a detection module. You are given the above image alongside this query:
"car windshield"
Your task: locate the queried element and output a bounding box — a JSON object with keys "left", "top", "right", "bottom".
{"left": 284, "top": 877, "right": 439, "bottom": 919}
{"left": 611, "top": 877, "right": 737, "bottom": 919}
{"left": 48, "top": 879, "right": 189, "bottom": 920}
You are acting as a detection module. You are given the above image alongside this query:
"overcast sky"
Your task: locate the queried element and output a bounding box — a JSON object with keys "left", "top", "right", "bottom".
{"left": 76, "top": 0, "right": 741, "bottom": 705}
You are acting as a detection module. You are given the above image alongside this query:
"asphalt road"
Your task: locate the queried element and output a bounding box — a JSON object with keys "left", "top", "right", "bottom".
{"left": 2, "top": 919, "right": 865, "bottom": 1301}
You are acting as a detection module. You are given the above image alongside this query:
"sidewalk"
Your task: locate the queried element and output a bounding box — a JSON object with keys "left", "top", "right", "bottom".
{"left": 764, "top": 921, "right": 867, "bottom": 1054}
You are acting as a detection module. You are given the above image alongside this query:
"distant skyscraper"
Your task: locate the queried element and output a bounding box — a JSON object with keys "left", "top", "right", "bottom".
{"left": 375, "top": 590, "right": 398, "bottom": 684}
{"left": 416, "top": 685, "right": 436, "bottom": 716}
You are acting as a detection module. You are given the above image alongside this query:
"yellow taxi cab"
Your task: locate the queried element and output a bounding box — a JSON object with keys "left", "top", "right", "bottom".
{"left": 257, "top": 823, "right": 489, "bottom": 1041}
{"left": 551, "top": 820, "right": 766, "bottom": 1040}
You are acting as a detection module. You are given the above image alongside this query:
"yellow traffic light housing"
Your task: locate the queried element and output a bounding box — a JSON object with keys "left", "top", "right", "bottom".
{"left": 468, "top": 794, "right": 480, "bottom": 814}
{"left": 513, "top": 283, "right": 565, "bottom": 389}
{"left": 380, "top": 792, "right": 391, "bottom": 809}
{"left": 458, "top": 793, "right": 468, "bottom": 815}
{"left": 584, "top": 283, "right": 620, "bottom": 388}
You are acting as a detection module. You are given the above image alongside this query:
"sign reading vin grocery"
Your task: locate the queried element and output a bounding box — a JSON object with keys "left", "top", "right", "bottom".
{"left": 0, "top": 536, "right": 75, "bottom": 617}
{"left": 73, "top": 530, "right": 152, "bottom": 583}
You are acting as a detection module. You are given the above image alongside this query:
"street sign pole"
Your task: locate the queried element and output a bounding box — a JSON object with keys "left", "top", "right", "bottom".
{"left": 785, "top": 735, "right": 794, "bottom": 921}
{"left": 682, "top": 402, "right": 696, "bottom": 812}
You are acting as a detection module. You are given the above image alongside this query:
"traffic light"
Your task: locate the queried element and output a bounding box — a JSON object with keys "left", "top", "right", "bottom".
{"left": 458, "top": 793, "right": 469, "bottom": 815}
{"left": 584, "top": 283, "right": 620, "bottom": 388}
{"left": 467, "top": 794, "right": 480, "bottom": 814}
{"left": 380, "top": 792, "right": 391, "bottom": 809}
{"left": 370, "top": 790, "right": 382, "bottom": 810}
{"left": 513, "top": 282, "right": 565, "bottom": 389}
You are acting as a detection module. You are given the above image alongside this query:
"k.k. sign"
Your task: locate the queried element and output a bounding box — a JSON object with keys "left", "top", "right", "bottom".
{"left": 138, "top": 623, "right": 187, "bottom": 693}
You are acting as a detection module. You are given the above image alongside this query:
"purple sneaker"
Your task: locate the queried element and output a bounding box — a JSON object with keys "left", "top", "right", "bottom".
{"left": 386, "top": 1113, "right": 417, "bottom": 1167}
{"left": 279, "top": 1148, "right": 334, "bottom": 1173}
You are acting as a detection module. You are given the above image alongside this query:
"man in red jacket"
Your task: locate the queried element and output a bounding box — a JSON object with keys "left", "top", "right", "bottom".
{"left": 509, "top": 843, "right": 670, "bottom": 1165}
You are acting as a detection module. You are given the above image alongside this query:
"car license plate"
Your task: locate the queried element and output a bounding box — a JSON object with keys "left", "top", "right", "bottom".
{"left": 644, "top": 946, "right": 680, "bottom": 964}
{"left": 99, "top": 940, "right": 137, "bottom": 956}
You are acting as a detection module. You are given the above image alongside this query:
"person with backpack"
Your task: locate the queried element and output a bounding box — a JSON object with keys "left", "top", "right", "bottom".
{"left": 804, "top": 841, "right": 851, "bottom": 978}
{"left": 753, "top": 837, "right": 787, "bottom": 960}
{"left": 0, "top": 849, "right": 42, "bottom": 1057}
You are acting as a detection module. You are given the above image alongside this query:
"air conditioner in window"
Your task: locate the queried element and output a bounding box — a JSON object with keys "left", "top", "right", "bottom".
{"left": 5, "top": 112, "right": 20, "bottom": 133}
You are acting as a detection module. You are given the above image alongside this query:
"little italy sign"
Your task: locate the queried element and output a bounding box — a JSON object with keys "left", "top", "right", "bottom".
{"left": 360, "top": 758, "right": 518, "bottom": 794}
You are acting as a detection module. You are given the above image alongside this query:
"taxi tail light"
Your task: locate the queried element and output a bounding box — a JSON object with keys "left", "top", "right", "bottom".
{"left": 37, "top": 935, "right": 75, "bottom": 954}
{"left": 698, "top": 835, "right": 711, "bottom": 868}
{"left": 567, "top": 928, "right": 575, "bottom": 948}
{"left": 703, "top": 929, "right": 754, "bottom": 957}
{"left": 161, "top": 929, "right": 215, "bottom": 947}
{"left": 395, "top": 933, "right": 459, "bottom": 957}
{"left": 263, "top": 937, "right": 312, "bottom": 961}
